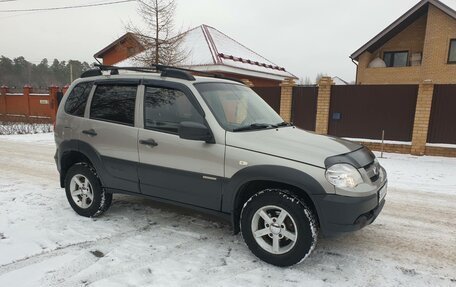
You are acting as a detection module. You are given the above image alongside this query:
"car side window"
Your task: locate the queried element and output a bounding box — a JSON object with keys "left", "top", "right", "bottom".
{"left": 90, "top": 85, "right": 137, "bottom": 126}
{"left": 144, "top": 86, "right": 204, "bottom": 134}
{"left": 64, "top": 82, "right": 93, "bottom": 117}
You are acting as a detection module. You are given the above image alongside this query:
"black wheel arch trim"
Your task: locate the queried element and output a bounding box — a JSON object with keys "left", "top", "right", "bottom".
{"left": 222, "top": 165, "right": 327, "bottom": 234}
{"left": 57, "top": 139, "right": 106, "bottom": 188}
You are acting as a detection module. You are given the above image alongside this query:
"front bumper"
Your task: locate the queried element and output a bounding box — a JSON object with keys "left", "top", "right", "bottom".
{"left": 314, "top": 182, "right": 387, "bottom": 236}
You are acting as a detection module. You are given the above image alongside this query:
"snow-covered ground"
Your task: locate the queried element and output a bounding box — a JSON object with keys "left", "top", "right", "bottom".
{"left": 0, "top": 133, "right": 455, "bottom": 287}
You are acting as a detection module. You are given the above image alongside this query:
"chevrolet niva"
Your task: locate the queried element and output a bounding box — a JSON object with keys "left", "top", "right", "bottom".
{"left": 54, "top": 65, "right": 387, "bottom": 266}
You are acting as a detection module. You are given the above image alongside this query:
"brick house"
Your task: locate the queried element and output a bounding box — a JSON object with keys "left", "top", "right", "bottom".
{"left": 351, "top": 0, "right": 456, "bottom": 84}
{"left": 94, "top": 24, "right": 297, "bottom": 87}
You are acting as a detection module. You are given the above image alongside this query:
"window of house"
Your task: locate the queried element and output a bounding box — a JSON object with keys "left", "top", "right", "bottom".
{"left": 144, "top": 86, "right": 204, "bottom": 134}
{"left": 448, "top": 39, "right": 456, "bottom": 63}
{"left": 64, "top": 82, "right": 93, "bottom": 117}
{"left": 383, "top": 51, "right": 409, "bottom": 67}
{"left": 90, "top": 85, "right": 137, "bottom": 126}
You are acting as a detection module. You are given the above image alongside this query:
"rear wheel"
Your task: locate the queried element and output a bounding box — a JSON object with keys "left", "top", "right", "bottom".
{"left": 240, "top": 189, "right": 318, "bottom": 266}
{"left": 64, "top": 163, "right": 112, "bottom": 217}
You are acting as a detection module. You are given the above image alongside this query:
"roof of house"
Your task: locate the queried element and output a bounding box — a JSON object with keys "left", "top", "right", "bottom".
{"left": 116, "top": 24, "right": 297, "bottom": 81}
{"left": 351, "top": 0, "right": 456, "bottom": 60}
{"left": 332, "top": 76, "right": 350, "bottom": 85}
{"left": 94, "top": 32, "right": 144, "bottom": 59}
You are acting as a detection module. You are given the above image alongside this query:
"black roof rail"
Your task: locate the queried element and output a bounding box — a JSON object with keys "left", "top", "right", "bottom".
{"left": 80, "top": 63, "right": 246, "bottom": 84}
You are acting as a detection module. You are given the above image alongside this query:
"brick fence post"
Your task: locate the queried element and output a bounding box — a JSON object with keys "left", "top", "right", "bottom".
{"left": 279, "top": 78, "right": 296, "bottom": 122}
{"left": 23, "top": 85, "right": 32, "bottom": 119}
{"left": 62, "top": 84, "right": 70, "bottom": 95}
{"left": 49, "top": 85, "right": 59, "bottom": 122}
{"left": 0, "top": 85, "right": 7, "bottom": 115}
{"left": 411, "top": 80, "right": 434, "bottom": 155}
{"left": 315, "top": 77, "right": 333, "bottom": 135}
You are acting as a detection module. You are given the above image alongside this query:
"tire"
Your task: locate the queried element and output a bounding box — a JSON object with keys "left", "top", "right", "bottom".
{"left": 64, "top": 163, "right": 112, "bottom": 217}
{"left": 240, "top": 189, "right": 318, "bottom": 267}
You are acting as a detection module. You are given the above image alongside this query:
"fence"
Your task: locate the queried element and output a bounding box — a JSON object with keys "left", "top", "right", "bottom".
{"left": 292, "top": 86, "right": 317, "bottom": 131}
{"left": 252, "top": 78, "right": 456, "bottom": 157}
{"left": 252, "top": 87, "right": 281, "bottom": 114}
{"left": 428, "top": 85, "right": 456, "bottom": 144}
{"left": 328, "top": 85, "right": 418, "bottom": 141}
{"left": 0, "top": 86, "right": 64, "bottom": 123}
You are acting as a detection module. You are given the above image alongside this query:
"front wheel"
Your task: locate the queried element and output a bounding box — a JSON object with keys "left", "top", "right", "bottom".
{"left": 64, "top": 163, "right": 112, "bottom": 217}
{"left": 240, "top": 189, "right": 318, "bottom": 266}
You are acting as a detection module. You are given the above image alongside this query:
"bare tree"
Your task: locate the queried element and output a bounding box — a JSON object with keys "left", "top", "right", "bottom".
{"left": 126, "top": 0, "right": 188, "bottom": 66}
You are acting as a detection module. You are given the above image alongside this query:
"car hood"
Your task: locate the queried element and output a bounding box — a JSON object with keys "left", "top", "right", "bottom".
{"left": 226, "top": 127, "right": 362, "bottom": 168}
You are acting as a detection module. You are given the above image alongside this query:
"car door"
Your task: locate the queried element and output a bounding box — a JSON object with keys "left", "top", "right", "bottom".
{"left": 138, "top": 82, "right": 224, "bottom": 210}
{"left": 80, "top": 79, "right": 140, "bottom": 193}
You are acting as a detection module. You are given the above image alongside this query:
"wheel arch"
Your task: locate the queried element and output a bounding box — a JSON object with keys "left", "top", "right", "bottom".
{"left": 58, "top": 140, "right": 104, "bottom": 188}
{"left": 222, "top": 165, "right": 326, "bottom": 234}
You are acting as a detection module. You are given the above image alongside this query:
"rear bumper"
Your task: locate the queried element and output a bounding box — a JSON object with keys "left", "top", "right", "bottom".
{"left": 314, "top": 183, "right": 387, "bottom": 235}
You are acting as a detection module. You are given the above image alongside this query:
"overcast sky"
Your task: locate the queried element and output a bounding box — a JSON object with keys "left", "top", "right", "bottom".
{"left": 0, "top": 0, "right": 422, "bottom": 82}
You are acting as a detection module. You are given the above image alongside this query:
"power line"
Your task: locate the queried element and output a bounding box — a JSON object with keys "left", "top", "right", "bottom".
{"left": 0, "top": 0, "right": 136, "bottom": 13}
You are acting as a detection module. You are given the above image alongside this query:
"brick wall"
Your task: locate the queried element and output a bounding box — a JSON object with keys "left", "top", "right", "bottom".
{"left": 315, "top": 77, "right": 332, "bottom": 134}
{"left": 279, "top": 78, "right": 295, "bottom": 122}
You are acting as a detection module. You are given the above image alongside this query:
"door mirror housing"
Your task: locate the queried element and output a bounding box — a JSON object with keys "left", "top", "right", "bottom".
{"left": 178, "top": 121, "right": 214, "bottom": 143}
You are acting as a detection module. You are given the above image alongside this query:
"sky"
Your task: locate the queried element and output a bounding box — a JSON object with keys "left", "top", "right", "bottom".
{"left": 0, "top": 0, "right": 425, "bottom": 82}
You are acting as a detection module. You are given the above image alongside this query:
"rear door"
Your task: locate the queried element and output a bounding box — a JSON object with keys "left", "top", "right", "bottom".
{"left": 80, "top": 80, "right": 140, "bottom": 193}
{"left": 137, "top": 82, "right": 224, "bottom": 210}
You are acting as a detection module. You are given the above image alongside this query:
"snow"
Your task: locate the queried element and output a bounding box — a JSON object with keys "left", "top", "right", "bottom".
{"left": 426, "top": 142, "right": 456, "bottom": 148}
{"left": 0, "top": 133, "right": 455, "bottom": 286}
{"left": 344, "top": 137, "right": 412, "bottom": 145}
{"left": 375, "top": 151, "right": 456, "bottom": 195}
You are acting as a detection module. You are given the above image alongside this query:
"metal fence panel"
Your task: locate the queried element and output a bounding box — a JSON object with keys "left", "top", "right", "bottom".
{"left": 252, "top": 87, "right": 281, "bottom": 114}
{"left": 428, "top": 85, "right": 456, "bottom": 144}
{"left": 292, "top": 86, "right": 318, "bottom": 131}
{"left": 329, "top": 85, "right": 418, "bottom": 141}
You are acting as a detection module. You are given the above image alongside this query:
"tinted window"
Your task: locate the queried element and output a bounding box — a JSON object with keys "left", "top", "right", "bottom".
{"left": 64, "top": 82, "right": 92, "bottom": 116}
{"left": 383, "top": 51, "right": 408, "bottom": 67}
{"left": 144, "top": 86, "right": 204, "bottom": 134}
{"left": 90, "top": 85, "right": 137, "bottom": 126}
{"left": 448, "top": 39, "right": 456, "bottom": 63}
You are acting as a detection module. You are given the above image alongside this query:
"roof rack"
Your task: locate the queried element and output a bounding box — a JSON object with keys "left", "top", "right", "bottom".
{"left": 80, "top": 64, "right": 245, "bottom": 84}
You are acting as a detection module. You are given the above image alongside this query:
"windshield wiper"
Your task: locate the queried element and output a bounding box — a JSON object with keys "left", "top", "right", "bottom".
{"left": 233, "top": 123, "right": 277, "bottom": 132}
{"left": 276, "top": 121, "right": 293, "bottom": 127}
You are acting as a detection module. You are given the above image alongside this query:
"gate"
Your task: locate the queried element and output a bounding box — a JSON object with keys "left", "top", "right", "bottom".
{"left": 328, "top": 85, "right": 418, "bottom": 141}
{"left": 292, "top": 86, "right": 318, "bottom": 131}
{"left": 428, "top": 85, "right": 456, "bottom": 144}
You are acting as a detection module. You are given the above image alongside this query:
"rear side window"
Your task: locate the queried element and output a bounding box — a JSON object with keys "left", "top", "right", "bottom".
{"left": 144, "top": 86, "right": 204, "bottom": 134}
{"left": 90, "top": 85, "right": 137, "bottom": 126}
{"left": 64, "top": 82, "right": 93, "bottom": 117}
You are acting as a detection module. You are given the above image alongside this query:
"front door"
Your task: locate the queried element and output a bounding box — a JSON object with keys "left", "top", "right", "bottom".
{"left": 138, "top": 84, "right": 224, "bottom": 210}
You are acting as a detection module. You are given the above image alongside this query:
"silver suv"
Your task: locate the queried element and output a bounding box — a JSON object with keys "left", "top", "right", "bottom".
{"left": 54, "top": 65, "right": 387, "bottom": 266}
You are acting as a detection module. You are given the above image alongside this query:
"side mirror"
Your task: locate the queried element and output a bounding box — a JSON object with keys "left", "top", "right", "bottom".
{"left": 178, "top": 121, "right": 214, "bottom": 143}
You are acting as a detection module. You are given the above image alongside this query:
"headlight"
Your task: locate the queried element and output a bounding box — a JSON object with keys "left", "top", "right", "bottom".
{"left": 325, "top": 164, "right": 363, "bottom": 188}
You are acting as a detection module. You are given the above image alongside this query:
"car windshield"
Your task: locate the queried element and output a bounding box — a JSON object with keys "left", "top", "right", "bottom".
{"left": 194, "top": 82, "right": 285, "bottom": 132}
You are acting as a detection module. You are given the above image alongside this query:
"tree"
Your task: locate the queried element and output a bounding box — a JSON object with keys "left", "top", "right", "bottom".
{"left": 126, "top": 0, "right": 187, "bottom": 66}
{"left": 0, "top": 56, "right": 93, "bottom": 89}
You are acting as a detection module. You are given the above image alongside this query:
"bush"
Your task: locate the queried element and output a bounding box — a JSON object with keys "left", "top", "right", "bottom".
{"left": 0, "top": 122, "right": 53, "bottom": 135}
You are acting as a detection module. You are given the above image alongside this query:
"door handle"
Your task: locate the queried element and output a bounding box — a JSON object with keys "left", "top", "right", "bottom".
{"left": 139, "top": 139, "right": 158, "bottom": 147}
{"left": 82, "top": 129, "right": 97, "bottom": 136}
